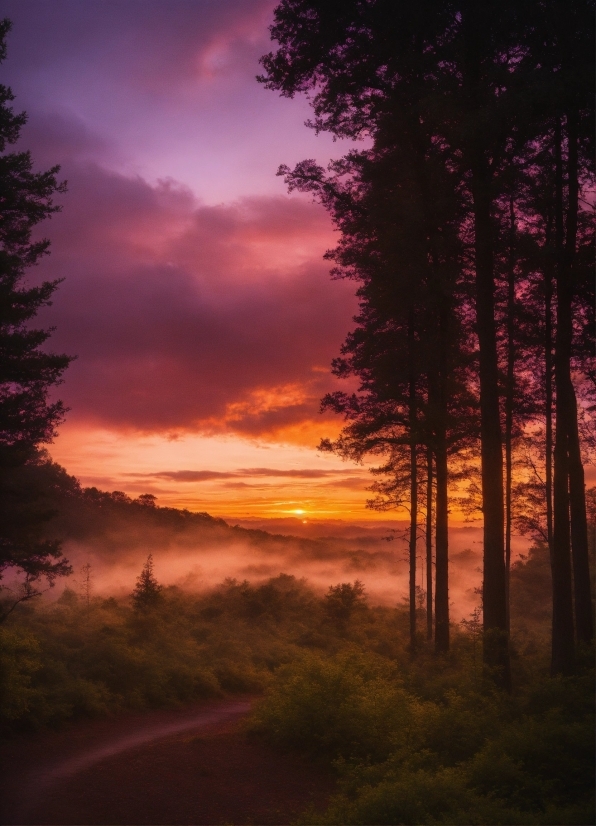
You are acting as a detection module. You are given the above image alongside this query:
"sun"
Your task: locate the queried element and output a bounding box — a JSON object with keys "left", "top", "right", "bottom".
{"left": 292, "top": 508, "right": 306, "bottom": 515}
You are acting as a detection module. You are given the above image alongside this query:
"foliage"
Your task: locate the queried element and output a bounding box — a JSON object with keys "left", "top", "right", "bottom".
{"left": 254, "top": 652, "right": 594, "bottom": 825}
{"left": 0, "top": 625, "right": 42, "bottom": 721}
{"left": 132, "top": 554, "right": 163, "bottom": 611}
{"left": 0, "top": 19, "right": 73, "bottom": 609}
{"left": 0, "top": 454, "right": 72, "bottom": 621}
{"left": 509, "top": 543, "right": 552, "bottom": 659}
{"left": 250, "top": 649, "right": 413, "bottom": 762}
{"left": 0, "top": 575, "right": 407, "bottom": 734}
{"left": 324, "top": 580, "right": 367, "bottom": 629}
{"left": 1, "top": 551, "right": 592, "bottom": 824}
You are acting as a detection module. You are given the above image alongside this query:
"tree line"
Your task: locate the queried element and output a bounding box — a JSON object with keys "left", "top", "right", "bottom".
{"left": 259, "top": 0, "right": 595, "bottom": 687}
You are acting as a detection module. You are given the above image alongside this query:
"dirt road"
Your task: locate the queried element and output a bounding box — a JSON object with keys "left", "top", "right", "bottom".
{"left": 1, "top": 698, "right": 334, "bottom": 825}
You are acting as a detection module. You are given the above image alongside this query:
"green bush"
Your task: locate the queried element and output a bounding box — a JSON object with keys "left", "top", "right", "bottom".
{"left": 251, "top": 629, "right": 594, "bottom": 825}
{"left": 314, "top": 766, "right": 524, "bottom": 826}
{"left": 1, "top": 575, "right": 410, "bottom": 731}
{"left": 251, "top": 649, "right": 415, "bottom": 761}
{"left": 467, "top": 708, "right": 595, "bottom": 815}
{"left": 0, "top": 626, "right": 42, "bottom": 723}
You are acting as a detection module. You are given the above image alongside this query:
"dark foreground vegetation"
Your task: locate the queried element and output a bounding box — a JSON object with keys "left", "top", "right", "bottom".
{"left": 2, "top": 548, "right": 594, "bottom": 825}
{"left": 253, "top": 656, "right": 593, "bottom": 825}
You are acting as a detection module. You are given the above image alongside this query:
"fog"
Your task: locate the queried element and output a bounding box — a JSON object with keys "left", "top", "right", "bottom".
{"left": 53, "top": 515, "right": 530, "bottom": 622}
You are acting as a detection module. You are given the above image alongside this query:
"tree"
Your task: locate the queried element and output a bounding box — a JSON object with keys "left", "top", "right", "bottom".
{"left": 259, "top": 0, "right": 512, "bottom": 679}
{"left": 498, "top": 1, "right": 595, "bottom": 671}
{"left": 77, "top": 562, "right": 93, "bottom": 608}
{"left": 313, "top": 135, "right": 473, "bottom": 657}
{"left": 545, "top": 1, "right": 595, "bottom": 669}
{"left": 135, "top": 493, "right": 157, "bottom": 508}
{"left": 324, "top": 580, "right": 367, "bottom": 629}
{"left": 260, "top": 0, "right": 594, "bottom": 687}
{"left": 132, "top": 554, "right": 163, "bottom": 611}
{"left": 0, "top": 19, "right": 73, "bottom": 615}
{"left": 262, "top": 4, "right": 476, "bottom": 659}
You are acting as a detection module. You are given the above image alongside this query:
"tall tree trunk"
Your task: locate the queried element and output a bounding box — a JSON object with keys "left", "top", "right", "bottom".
{"left": 473, "top": 164, "right": 510, "bottom": 688}
{"left": 409, "top": 97, "right": 450, "bottom": 656}
{"left": 409, "top": 439, "right": 418, "bottom": 655}
{"left": 564, "top": 110, "right": 594, "bottom": 645}
{"left": 408, "top": 320, "right": 418, "bottom": 656}
{"left": 426, "top": 445, "right": 433, "bottom": 641}
{"left": 551, "top": 117, "right": 575, "bottom": 675}
{"left": 463, "top": 2, "right": 510, "bottom": 689}
{"left": 434, "top": 306, "right": 450, "bottom": 654}
{"left": 544, "top": 219, "right": 554, "bottom": 560}
{"left": 568, "top": 387, "right": 594, "bottom": 643}
{"left": 434, "top": 429, "right": 449, "bottom": 653}
{"left": 504, "top": 196, "right": 516, "bottom": 634}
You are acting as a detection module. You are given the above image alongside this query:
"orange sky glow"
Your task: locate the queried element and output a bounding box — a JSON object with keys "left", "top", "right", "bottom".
{"left": 49, "top": 424, "right": 386, "bottom": 521}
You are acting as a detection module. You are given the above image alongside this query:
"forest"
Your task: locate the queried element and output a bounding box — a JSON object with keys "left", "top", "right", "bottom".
{"left": 0, "top": 1, "right": 594, "bottom": 824}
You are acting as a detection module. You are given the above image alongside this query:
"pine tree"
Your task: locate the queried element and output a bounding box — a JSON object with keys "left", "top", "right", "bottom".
{"left": 259, "top": 0, "right": 511, "bottom": 679}
{"left": 132, "top": 555, "right": 163, "bottom": 611}
{"left": 0, "top": 19, "right": 73, "bottom": 613}
{"left": 260, "top": 0, "right": 594, "bottom": 687}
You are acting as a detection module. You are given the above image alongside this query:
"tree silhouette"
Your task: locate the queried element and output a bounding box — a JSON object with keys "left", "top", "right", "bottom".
{"left": 271, "top": 26, "right": 476, "bottom": 658}
{"left": 261, "top": 0, "right": 594, "bottom": 686}
{"left": 132, "top": 554, "right": 163, "bottom": 611}
{"left": 0, "top": 19, "right": 73, "bottom": 613}
{"left": 324, "top": 580, "right": 367, "bottom": 629}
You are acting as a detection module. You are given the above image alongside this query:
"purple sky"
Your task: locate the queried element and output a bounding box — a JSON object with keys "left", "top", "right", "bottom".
{"left": 3, "top": 1, "right": 388, "bottom": 520}
{"left": 4, "top": 0, "right": 346, "bottom": 201}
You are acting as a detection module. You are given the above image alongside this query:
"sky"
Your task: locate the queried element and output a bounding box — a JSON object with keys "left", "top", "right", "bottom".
{"left": 2, "top": 0, "right": 399, "bottom": 522}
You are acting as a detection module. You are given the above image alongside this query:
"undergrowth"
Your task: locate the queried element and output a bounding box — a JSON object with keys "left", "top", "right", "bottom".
{"left": 0, "top": 574, "right": 409, "bottom": 730}
{"left": 1, "top": 544, "right": 593, "bottom": 825}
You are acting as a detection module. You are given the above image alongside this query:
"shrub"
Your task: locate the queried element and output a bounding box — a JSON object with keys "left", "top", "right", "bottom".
{"left": 0, "top": 626, "right": 42, "bottom": 724}
{"left": 251, "top": 649, "right": 413, "bottom": 761}
{"left": 253, "top": 641, "right": 594, "bottom": 825}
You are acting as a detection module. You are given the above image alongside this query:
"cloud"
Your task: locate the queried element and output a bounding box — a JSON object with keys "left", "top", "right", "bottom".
{"left": 130, "top": 0, "right": 276, "bottom": 89}
{"left": 3, "top": 0, "right": 275, "bottom": 92}
{"left": 151, "top": 471, "right": 237, "bottom": 482}
{"left": 4, "top": 0, "right": 347, "bottom": 206}
{"left": 241, "top": 468, "right": 338, "bottom": 478}
{"left": 136, "top": 468, "right": 359, "bottom": 482}
{"left": 324, "top": 477, "right": 372, "bottom": 489}
{"left": 19, "top": 110, "right": 116, "bottom": 170}
{"left": 24, "top": 117, "right": 356, "bottom": 443}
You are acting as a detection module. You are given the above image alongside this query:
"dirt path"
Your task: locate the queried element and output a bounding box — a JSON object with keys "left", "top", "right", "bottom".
{"left": 1, "top": 698, "right": 334, "bottom": 825}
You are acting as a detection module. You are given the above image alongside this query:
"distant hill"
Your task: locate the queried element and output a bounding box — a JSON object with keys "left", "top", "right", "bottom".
{"left": 21, "top": 454, "right": 554, "bottom": 624}
{"left": 26, "top": 455, "right": 406, "bottom": 603}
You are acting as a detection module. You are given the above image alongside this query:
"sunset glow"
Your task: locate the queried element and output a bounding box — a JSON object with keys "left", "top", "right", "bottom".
{"left": 5, "top": 2, "right": 583, "bottom": 533}
{"left": 0, "top": 0, "right": 380, "bottom": 523}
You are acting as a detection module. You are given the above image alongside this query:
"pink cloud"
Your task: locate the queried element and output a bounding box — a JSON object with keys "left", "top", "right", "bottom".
{"left": 132, "top": 1, "right": 276, "bottom": 89}
{"left": 27, "top": 122, "right": 356, "bottom": 439}
{"left": 137, "top": 468, "right": 352, "bottom": 482}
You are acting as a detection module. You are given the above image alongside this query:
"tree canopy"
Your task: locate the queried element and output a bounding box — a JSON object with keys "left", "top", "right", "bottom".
{"left": 261, "top": 0, "right": 595, "bottom": 684}
{"left": 0, "top": 19, "right": 73, "bottom": 616}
